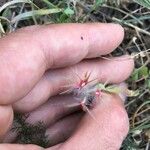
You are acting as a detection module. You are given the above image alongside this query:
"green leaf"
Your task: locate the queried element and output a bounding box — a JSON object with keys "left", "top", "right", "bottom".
{"left": 126, "top": 89, "right": 140, "bottom": 97}
{"left": 95, "top": 0, "right": 105, "bottom": 5}
{"left": 131, "top": 70, "right": 139, "bottom": 81}
{"left": 105, "top": 85, "right": 122, "bottom": 94}
{"left": 131, "top": 66, "right": 149, "bottom": 81}
{"left": 138, "top": 66, "right": 149, "bottom": 78}
{"left": 64, "top": 7, "right": 74, "bottom": 15}
{"left": 146, "top": 79, "right": 150, "bottom": 89}
{"left": 97, "top": 84, "right": 122, "bottom": 94}
{"left": 134, "top": 0, "right": 150, "bottom": 9}
{"left": 97, "top": 83, "right": 105, "bottom": 90}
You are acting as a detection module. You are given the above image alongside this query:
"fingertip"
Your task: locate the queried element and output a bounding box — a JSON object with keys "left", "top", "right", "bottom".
{"left": 116, "top": 55, "right": 135, "bottom": 81}
{"left": 106, "top": 23, "right": 125, "bottom": 52}
{"left": 98, "top": 54, "right": 134, "bottom": 83}
{"left": 85, "top": 23, "right": 125, "bottom": 58}
{"left": 110, "top": 23, "right": 125, "bottom": 41}
{"left": 107, "top": 23, "right": 125, "bottom": 52}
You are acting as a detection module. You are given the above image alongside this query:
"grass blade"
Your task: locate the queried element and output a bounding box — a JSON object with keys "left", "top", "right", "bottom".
{"left": 11, "top": 8, "right": 63, "bottom": 24}
{"left": 134, "top": 0, "right": 150, "bottom": 9}
{"left": 0, "top": 0, "right": 31, "bottom": 13}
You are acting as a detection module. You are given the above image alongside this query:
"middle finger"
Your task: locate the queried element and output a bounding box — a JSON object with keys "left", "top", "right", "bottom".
{"left": 13, "top": 56, "right": 134, "bottom": 113}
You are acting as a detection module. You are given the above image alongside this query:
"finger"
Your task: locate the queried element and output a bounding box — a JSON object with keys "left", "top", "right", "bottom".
{"left": 13, "top": 56, "right": 134, "bottom": 113}
{"left": 4, "top": 95, "right": 81, "bottom": 143}
{"left": 3, "top": 110, "right": 83, "bottom": 144}
{"left": 16, "top": 23, "right": 124, "bottom": 66}
{"left": 59, "top": 94, "right": 129, "bottom": 150}
{"left": 0, "top": 23, "right": 124, "bottom": 105}
{"left": 0, "top": 105, "right": 13, "bottom": 141}
{"left": 45, "top": 112, "right": 83, "bottom": 147}
{"left": 24, "top": 95, "right": 80, "bottom": 126}
{"left": 0, "top": 144, "right": 43, "bottom": 150}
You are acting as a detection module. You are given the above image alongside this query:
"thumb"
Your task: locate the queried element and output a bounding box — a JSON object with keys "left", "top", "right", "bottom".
{"left": 61, "top": 93, "right": 129, "bottom": 150}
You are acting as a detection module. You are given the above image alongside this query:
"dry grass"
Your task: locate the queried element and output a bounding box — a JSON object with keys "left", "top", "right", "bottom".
{"left": 0, "top": 0, "right": 150, "bottom": 149}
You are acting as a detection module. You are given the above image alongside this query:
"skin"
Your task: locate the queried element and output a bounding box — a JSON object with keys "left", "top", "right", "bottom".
{"left": 0, "top": 23, "right": 134, "bottom": 150}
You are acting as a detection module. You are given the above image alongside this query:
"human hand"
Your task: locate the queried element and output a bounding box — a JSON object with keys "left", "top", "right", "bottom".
{"left": 0, "top": 23, "right": 134, "bottom": 150}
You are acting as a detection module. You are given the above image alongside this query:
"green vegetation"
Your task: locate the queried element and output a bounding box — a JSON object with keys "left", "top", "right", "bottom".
{"left": 12, "top": 113, "right": 49, "bottom": 148}
{"left": 0, "top": 0, "right": 150, "bottom": 149}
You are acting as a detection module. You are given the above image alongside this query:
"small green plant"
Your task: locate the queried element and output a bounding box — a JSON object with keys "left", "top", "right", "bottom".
{"left": 12, "top": 113, "right": 49, "bottom": 148}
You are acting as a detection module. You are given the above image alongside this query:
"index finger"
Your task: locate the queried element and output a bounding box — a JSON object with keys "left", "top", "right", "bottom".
{"left": 0, "top": 23, "right": 124, "bottom": 104}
